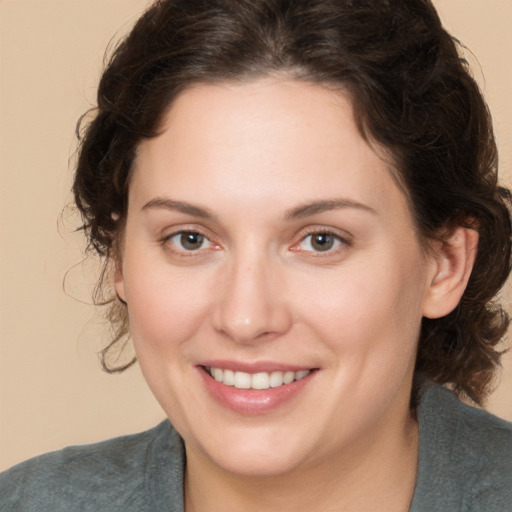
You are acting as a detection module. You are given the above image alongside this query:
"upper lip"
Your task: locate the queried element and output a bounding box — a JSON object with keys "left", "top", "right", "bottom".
{"left": 198, "top": 360, "right": 316, "bottom": 373}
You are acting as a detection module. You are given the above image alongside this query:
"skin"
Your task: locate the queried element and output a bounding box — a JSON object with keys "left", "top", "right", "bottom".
{"left": 115, "top": 78, "right": 477, "bottom": 511}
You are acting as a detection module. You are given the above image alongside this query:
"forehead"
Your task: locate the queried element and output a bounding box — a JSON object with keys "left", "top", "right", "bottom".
{"left": 131, "top": 78, "right": 408, "bottom": 222}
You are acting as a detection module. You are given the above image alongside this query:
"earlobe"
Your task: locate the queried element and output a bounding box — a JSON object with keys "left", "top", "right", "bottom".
{"left": 422, "top": 226, "right": 479, "bottom": 319}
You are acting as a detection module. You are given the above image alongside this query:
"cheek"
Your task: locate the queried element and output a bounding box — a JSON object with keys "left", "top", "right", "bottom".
{"left": 296, "top": 253, "right": 427, "bottom": 361}
{"left": 295, "top": 258, "right": 427, "bottom": 431}
{"left": 121, "top": 262, "right": 217, "bottom": 427}
{"left": 122, "top": 260, "right": 215, "bottom": 354}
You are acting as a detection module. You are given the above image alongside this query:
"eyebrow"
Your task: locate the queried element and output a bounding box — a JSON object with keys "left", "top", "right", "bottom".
{"left": 285, "top": 199, "right": 376, "bottom": 220}
{"left": 142, "top": 198, "right": 216, "bottom": 219}
{"left": 141, "top": 197, "right": 376, "bottom": 220}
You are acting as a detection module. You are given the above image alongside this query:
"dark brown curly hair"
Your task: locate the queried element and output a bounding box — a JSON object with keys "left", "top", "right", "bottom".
{"left": 73, "top": 0, "right": 511, "bottom": 406}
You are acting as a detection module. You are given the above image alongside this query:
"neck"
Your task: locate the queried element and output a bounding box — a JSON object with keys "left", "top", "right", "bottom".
{"left": 184, "top": 411, "right": 419, "bottom": 512}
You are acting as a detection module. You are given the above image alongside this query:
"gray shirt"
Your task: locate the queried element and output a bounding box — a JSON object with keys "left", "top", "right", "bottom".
{"left": 1, "top": 384, "right": 511, "bottom": 511}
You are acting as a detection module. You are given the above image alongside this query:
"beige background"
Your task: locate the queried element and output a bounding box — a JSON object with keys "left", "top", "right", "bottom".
{"left": 1, "top": 0, "right": 511, "bottom": 471}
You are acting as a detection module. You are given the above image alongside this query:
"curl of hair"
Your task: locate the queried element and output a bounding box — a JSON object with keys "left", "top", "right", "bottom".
{"left": 74, "top": 0, "right": 511, "bottom": 405}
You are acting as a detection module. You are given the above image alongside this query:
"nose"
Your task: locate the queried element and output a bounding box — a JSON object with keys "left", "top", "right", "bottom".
{"left": 213, "top": 253, "right": 293, "bottom": 344}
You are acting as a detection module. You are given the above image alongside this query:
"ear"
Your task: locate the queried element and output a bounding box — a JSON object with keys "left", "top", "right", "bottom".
{"left": 422, "top": 226, "right": 479, "bottom": 319}
{"left": 114, "top": 259, "right": 127, "bottom": 304}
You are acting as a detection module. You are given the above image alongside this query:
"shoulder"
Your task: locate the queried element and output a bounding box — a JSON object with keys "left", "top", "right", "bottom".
{"left": 0, "top": 420, "right": 185, "bottom": 512}
{"left": 412, "top": 383, "right": 512, "bottom": 511}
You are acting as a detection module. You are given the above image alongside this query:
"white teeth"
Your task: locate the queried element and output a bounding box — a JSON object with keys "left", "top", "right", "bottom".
{"left": 213, "top": 367, "right": 223, "bottom": 382}
{"left": 269, "top": 371, "right": 284, "bottom": 388}
{"left": 251, "top": 372, "right": 270, "bottom": 390}
{"left": 283, "top": 371, "right": 295, "bottom": 384}
{"left": 207, "top": 367, "right": 311, "bottom": 389}
{"left": 234, "top": 371, "right": 251, "bottom": 389}
{"left": 295, "top": 370, "right": 310, "bottom": 381}
{"left": 223, "top": 369, "right": 235, "bottom": 386}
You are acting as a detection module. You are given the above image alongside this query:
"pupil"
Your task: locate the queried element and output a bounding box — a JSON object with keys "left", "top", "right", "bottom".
{"left": 181, "top": 232, "right": 204, "bottom": 250}
{"left": 312, "top": 234, "right": 334, "bottom": 251}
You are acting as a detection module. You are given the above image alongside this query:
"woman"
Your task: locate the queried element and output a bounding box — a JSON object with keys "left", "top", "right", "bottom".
{"left": 1, "top": 0, "right": 511, "bottom": 510}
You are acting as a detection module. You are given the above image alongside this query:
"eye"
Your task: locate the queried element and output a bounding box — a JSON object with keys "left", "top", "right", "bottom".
{"left": 295, "top": 231, "right": 348, "bottom": 253}
{"left": 167, "top": 231, "right": 212, "bottom": 252}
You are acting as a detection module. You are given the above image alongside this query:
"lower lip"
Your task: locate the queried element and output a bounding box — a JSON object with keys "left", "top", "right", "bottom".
{"left": 198, "top": 367, "right": 316, "bottom": 415}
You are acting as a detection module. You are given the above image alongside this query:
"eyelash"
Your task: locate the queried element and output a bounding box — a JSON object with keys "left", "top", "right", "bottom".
{"left": 162, "top": 230, "right": 217, "bottom": 256}
{"left": 162, "top": 228, "right": 351, "bottom": 257}
{"left": 291, "top": 228, "right": 351, "bottom": 256}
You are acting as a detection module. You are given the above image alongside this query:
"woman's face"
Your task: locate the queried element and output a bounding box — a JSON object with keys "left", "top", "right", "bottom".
{"left": 116, "top": 78, "right": 438, "bottom": 476}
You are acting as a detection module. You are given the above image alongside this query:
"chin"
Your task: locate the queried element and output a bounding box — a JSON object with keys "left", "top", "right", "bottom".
{"left": 185, "top": 424, "right": 316, "bottom": 478}
{"left": 207, "top": 447, "right": 307, "bottom": 478}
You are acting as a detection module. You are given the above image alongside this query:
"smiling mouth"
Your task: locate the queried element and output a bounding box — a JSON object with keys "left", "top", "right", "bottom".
{"left": 202, "top": 366, "right": 313, "bottom": 390}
